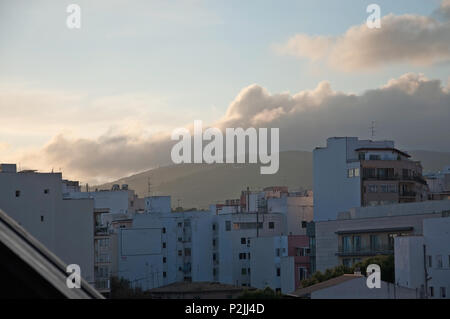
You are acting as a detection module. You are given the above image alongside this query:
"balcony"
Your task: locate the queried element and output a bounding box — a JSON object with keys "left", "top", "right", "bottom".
{"left": 400, "top": 191, "right": 416, "bottom": 197}
{"left": 362, "top": 175, "right": 427, "bottom": 185}
{"left": 95, "top": 279, "right": 110, "bottom": 291}
{"left": 337, "top": 245, "right": 394, "bottom": 257}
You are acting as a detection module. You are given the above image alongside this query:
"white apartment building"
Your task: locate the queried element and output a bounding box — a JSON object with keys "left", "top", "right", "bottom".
{"left": 0, "top": 164, "right": 95, "bottom": 284}
{"left": 395, "top": 215, "right": 450, "bottom": 299}
{"left": 425, "top": 166, "right": 450, "bottom": 200}
{"left": 64, "top": 183, "right": 145, "bottom": 295}
{"left": 313, "top": 137, "right": 427, "bottom": 222}
{"left": 249, "top": 236, "right": 292, "bottom": 294}
{"left": 314, "top": 200, "right": 450, "bottom": 272}
{"left": 117, "top": 200, "right": 215, "bottom": 291}
{"left": 212, "top": 187, "right": 313, "bottom": 287}
{"left": 215, "top": 211, "right": 286, "bottom": 287}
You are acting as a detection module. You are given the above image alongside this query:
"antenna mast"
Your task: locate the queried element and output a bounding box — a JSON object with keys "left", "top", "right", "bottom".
{"left": 370, "top": 121, "right": 376, "bottom": 139}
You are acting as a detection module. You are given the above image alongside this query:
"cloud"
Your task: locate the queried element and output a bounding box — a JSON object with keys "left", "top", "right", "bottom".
{"left": 276, "top": 2, "right": 450, "bottom": 71}
{"left": 16, "top": 73, "right": 450, "bottom": 184}
{"left": 433, "top": 0, "right": 450, "bottom": 21}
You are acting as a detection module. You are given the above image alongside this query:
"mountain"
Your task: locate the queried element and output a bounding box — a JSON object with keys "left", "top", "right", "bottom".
{"left": 408, "top": 150, "right": 450, "bottom": 173}
{"left": 97, "top": 151, "right": 313, "bottom": 209}
{"left": 97, "top": 150, "right": 450, "bottom": 209}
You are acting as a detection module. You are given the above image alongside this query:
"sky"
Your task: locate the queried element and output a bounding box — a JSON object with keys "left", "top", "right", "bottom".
{"left": 0, "top": 0, "right": 449, "bottom": 184}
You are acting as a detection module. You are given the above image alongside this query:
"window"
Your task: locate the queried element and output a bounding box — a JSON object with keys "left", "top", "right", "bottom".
{"left": 163, "top": 257, "right": 166, "bottom": 263}
{"left": 178, "top": 237, "right": 182, "bottom": 242}
{"left": 296, "top": 248, "right": 304, "bottom": 256}
{"left": 212, "top": 224, "right": 216, "bottom": 231}
{"left": 40, "top": 215, "right": 44, "bottom": 222}
{"left": 239, "top": 253, "right": 246, "bottom": 260}
{"left": 342, "top": 259, "right": 351, "bottom": 267}
{"left": 212, "top": 239, "right": 216, "bottom": 247}
{"left": 178, "top": 250, "right": 182, "bottom": 256}
{"left": 348, "top": 169, "right": 354, "bottom": 178}
{"left": 225, "top": 221, "right": 231, "bottom": 231}
{"left": 241, "top": 237, "right": 246, "bottom": 245}
{"left": 301, "top": 221, "right": 307, "bottom": 228}
{"left": 368, "top": 185, "right": 377, "bottom": 193}
{"left": 276, "top": 268, "right": 280, "bottom": 277}
{"left": 347, "top": 168, "right": 360, "bottom": 178}
{"left": 342, "top": 236, "right": 351, "bottom": 252}
{"left": 15, "top": 190, "right": 20, "bottom": 197}
{"left": 184, "top": 248, "right": 191, "bottom": 256}
{"left": 370, "top": 235, "right": 380, "bottom": 250}
{"left": 298, "top": 267, "right": 307, "bottom": 280}
{"left": 268, "top": 222, "right": 275, "bottom": 229}
{"left": 388, "top": 184, "right": 397, "bottom": 193}
{"left": 97, "top": 253, "right": 110, "bottom": 263}
{"left": 241, "top": 268, "right": 247, "bottom": 275}
{"left": 380, "top": 184, "right": 388, "bottom": 193}
{"left": 358, "top": 152, "right": 365, "bottom": 160}
{"left": 99, "top": 238, "right": 109, "bottom": 248}
{"left": 276, "top": 248, "right": 280, "bottom": 257}
{"left": 436, "top": 255, "right": 443, "bottom": 269}
{"left": 353, "top": 236, "right": 361, "bottom": 251}
{"left": 213, "top": 253, "right": 216, "bottom": 261}
{"left": 248, "top": 268, "right": 251, "bottom": 274}
{"left": 163, "top": 272, "right": 167, "bottom": 278}
{"left": 440, "top": 287, "right": 446, "bottom": 298}
{"left": 429, "top": 286, "right": 434, "bottom": 297}
{"left": 427, "top": 255, "right": 432, "bottom": 268}
{"left": 369, "top": 154, "right": 381, "bottom": 160}
{"left": 248, "top": 253, "right": 251, "bottom": 260}
{"left": 177, "top": 222, "right": 182, "bottom": 227}
{"left": 162, "top": 227, "right": 166, "bottom": 234}
{"left": 44, "top": 189, "right": 49, "bottom": 194}
{"left": 162, "top": 242, "right": 166, "bottom": 249}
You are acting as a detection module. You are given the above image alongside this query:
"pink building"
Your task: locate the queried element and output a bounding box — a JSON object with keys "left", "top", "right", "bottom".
{"left": 287, "top": 235, "right": 311, "bottom": 289}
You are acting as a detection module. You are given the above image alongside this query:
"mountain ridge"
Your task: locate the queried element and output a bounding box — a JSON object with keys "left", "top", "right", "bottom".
{"left": 97, "top": 150, "right": 450, "bottom": 209}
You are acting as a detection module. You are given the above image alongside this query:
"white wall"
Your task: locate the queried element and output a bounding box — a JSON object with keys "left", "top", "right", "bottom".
{"left": 394, "top": 236, "right": 425, "bottom": 291}
{"left": 313, "top": 137, "right": 362, "bottom": 222}
{"left": 0, "top": 170, "right": 95, "bottom": 284}
{"left": 145, "top": 196, "right": 171, "bottom": 213}
{"left": 423, "top": 217, "right": 450, "bottom": 299}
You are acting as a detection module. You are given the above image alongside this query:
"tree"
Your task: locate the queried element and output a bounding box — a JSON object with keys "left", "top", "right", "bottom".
{"left": 238, "top": 287, "right": 284, "bottom": 299}
{"left": 110, "top": 276, "right": 148, "bottom": 299}
{"left": 301, "top": 255, "right": 395, "bottom": 288}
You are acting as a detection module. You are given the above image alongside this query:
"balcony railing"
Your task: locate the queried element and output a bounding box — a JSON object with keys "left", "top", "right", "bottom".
{"left": 337, "top": 245, "right": 394, "bottom": 257}
{"left": 400, "top": 191, "right": 417, "bottom": 197}
{"left": 362, "top": 175, "right": 427, "bottom": 185}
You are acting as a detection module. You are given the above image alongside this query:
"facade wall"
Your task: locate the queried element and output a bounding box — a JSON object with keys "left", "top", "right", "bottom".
{"left": 423, "top": 217, "right": 450, "bottom": 299}
{"left": 0, "top": 169, "right": 95, "bottom": 284}
{"left": 394, "top": 236, "right": 425, "bottom": 291}
{"left": 313, "top": 137, "right": 362, "bottom": 221}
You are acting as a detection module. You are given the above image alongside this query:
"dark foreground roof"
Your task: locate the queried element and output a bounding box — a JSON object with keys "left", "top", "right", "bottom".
{"left": 289, "top": 274, "right": 362, "bottom": 298}
{"left": 0, "top": 209, "right": 103, "bottom": 299}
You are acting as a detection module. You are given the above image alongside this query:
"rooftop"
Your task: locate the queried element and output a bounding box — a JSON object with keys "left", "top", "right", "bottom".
{"left": 290, "top": 274, "right": 362, "bottom": 297}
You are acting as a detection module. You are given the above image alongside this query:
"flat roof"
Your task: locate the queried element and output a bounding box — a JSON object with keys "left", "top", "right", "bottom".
{"left": 290, "top": 274, "right": 362, "bottom": 297}
{"left": 355, "top": 147, "right": 411, "bottom": 158}
{"left": 336, "top": 226, "right": 413, "bottom": 234}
